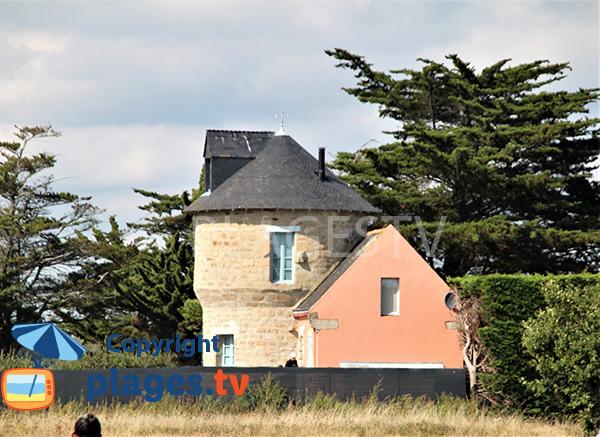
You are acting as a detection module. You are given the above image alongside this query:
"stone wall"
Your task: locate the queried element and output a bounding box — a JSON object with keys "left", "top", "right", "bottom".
{"left": 193, "top": 209, "right": 370, "bottom": 366}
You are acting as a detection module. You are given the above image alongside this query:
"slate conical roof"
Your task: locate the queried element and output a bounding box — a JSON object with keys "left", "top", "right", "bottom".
{"left": 185, "top": 133, "right": 379, "bottom": 214}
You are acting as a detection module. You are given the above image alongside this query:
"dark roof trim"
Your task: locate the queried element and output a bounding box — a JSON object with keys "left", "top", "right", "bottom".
{"left": 293, "top": 232, "right": 381, "bottom": 313}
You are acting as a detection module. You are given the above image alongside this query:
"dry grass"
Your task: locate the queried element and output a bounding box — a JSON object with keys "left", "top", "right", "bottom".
{"left": 0, "top": 396, "right": 580, "bottom": 437}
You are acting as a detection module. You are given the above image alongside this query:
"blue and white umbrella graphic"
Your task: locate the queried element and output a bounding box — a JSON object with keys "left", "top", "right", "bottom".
{"left": 11, "top": 323, "right": 85, "bottom": 399}
{"left": 11, "top": 322, "right": 85, "bottom": 367}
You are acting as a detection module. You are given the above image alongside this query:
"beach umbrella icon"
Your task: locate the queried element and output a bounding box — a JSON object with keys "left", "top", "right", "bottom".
{"left": 11, "top": 322, "right": 85, "bottom": 368}
{"left": 9, "top": 323, "right": 85, "bottom": 401}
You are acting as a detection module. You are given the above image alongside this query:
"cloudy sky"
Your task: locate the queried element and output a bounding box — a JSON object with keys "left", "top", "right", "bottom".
{"left": 1, "top": 1, "right": 598, "bottom": 234}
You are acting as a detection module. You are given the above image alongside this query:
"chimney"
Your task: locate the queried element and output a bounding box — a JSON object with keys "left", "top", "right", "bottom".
{"left": 318, "top": 147, "right": 327, "bottom": 181}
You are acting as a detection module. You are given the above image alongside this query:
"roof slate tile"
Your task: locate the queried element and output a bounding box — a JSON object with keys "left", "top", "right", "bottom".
{"left": 185, "top": 131, "right": 380, "bottom": 214}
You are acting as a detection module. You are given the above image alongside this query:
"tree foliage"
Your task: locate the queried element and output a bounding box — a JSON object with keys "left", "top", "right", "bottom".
{"left": 54, "top": 179, "right": 203, "bottom": 363}
{"left": 0, "top": 125, "right": 99, "bottom": 351}
{"left": 56, "top": 213, "right": 201, "bottom": 350}
{"left": 451, "top": 273, "right": 600, "bottom": 426}
{"left": 327, "top": 49, "right": 600, "bottom": 275}
{"left": 115, "top": 232, "right": 197, "bottom": 340}
{"left": 1, "top": 125, "right": 202, "bottom": 363}
{"left": 129, "top": 189, "right": 197, "bottom": 242}
{"left": 51, "top": 216, "right": 143, "bottom": 342}
{"left": 126, "top": 177, "right": 204, "bottom": 344}
{"left": 523, "top": 281, "right": 600, "bottom": 433}
{"left": 129, "top": 163, "right": 204, "bottom": 241}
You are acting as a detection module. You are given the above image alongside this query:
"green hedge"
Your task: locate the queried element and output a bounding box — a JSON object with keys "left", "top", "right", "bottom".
{"left": 449, "top": 273, "right": 600, "bottom": 414}
{"left": 522, "top": 281, "right": 600, "bottom": 433}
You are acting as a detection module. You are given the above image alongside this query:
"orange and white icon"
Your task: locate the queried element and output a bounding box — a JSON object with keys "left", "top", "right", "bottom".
{"left": 1, "top": 368, "right": 55, "bottom": 411}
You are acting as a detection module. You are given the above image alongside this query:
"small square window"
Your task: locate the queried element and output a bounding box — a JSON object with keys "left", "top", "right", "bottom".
{"left": 381, "top": 278, "right": 399, "bottom": 316}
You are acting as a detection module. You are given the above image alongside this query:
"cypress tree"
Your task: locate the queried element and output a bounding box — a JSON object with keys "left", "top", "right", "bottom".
{"left": 327, "top": 49, "right": 600, "bottom": 275}
{"left": 0, "top": 126, "right": 100, "bottom": 351}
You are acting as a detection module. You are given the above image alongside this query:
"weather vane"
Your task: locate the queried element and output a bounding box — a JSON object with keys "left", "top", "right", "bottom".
{"left": 275, "top": 106, "right": 288, "bottom": 135}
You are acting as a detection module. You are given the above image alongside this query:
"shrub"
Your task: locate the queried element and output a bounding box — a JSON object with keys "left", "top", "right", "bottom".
{"left": 303, "top": 390, "right": 341, "bottom": 410}
{"left": 522, "top": 281, "right": 600, "bottom": 434}
{"left": 450, "top": 273, "right": 600, "bottom": 413}
{"left": 47, "top": 343, "right": 178, "bottom": 369}
{"left": 232, "top": 373, "right": 289, "bottom": 412}
{"left": 0, "top": 349, "right": 32, "bottom": 373}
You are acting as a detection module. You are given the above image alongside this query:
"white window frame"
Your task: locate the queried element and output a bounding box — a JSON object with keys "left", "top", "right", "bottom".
{"left": 221, "top": 335, "right": 235, "bottom": 366}
{"left": 381, "top": 277, "right": 399, "bottom": 316}
{"left": 267, "top": 226, "right": 298, "bottom": 284}
{"left": 265, "top": 226, "right": 300, "bottom": 233}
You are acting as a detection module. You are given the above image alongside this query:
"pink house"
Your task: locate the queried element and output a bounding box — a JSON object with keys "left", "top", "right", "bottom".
{"left": 293, "top": 225, "right": 462, "bottom": 369}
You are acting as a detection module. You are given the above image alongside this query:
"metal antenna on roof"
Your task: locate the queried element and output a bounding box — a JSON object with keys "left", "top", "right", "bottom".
{"left": 275, "top": 107, "right": 288, "bottom": 136}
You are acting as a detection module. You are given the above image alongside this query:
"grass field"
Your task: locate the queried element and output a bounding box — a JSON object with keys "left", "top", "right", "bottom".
{"left": 0, "top": 394, "right": 580, "bottom": 437}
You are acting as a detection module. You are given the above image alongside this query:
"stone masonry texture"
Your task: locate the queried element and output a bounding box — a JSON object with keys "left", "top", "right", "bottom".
{"left": 193, "top": 209, "right": 368, "bottom": 366}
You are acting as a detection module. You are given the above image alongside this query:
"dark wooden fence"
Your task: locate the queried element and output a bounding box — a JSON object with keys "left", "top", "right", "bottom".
{"left": 53, "top": 367, "right": 465, "bottom": 404}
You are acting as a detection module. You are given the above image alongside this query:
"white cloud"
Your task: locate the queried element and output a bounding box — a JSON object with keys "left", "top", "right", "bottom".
{"left": 5, "top": 31, "right": 67, "bottom": 54}
{"left": 423, "top": 1, "right": 599, "bottom": 91}
{"left": 0, "top": 0, "right": 597, "bottom": 229}
{"left": 52, "top": 124, "right": 205, "bottom": 189}
{"left": 0, "top": 122, "right": 206, "bottom": 228}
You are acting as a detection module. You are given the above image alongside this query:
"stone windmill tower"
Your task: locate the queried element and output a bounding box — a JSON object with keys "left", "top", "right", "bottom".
{"left": 184, "top": 128, "right": 378, "bottom": 366}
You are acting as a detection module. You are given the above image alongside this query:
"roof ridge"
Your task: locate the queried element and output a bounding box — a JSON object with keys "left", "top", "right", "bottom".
{"left": 206, "top": 129, "right": 275, "bottom": 134}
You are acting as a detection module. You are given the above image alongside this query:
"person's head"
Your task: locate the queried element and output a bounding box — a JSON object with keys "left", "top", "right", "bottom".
{"left": 73, "top": 414, "right": 101, "bottom": 437}
{"left": 290, "top": 352, "right": 296, "bottom": 360}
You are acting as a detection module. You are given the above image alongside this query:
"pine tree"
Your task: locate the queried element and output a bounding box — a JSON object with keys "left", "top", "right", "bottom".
{"left": 0, "top": 125, "right": 100, "bottom": 351}
{"left": 51, "top": 216, "right": 142, "bottom": 342}
{"left": 116, "top": 233, "right": 197, "bottom": 339}
{"left": 327, "top": 49, "right": 600, "bottom": 275}
{"left": 55, "top": 176, "right": 204, "bottom": 356}
{"left": 126, "top": 170, "right": 204, "bottom": 344}
{"left": 129, "top": 163, "right": 204, "bottom": 241}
